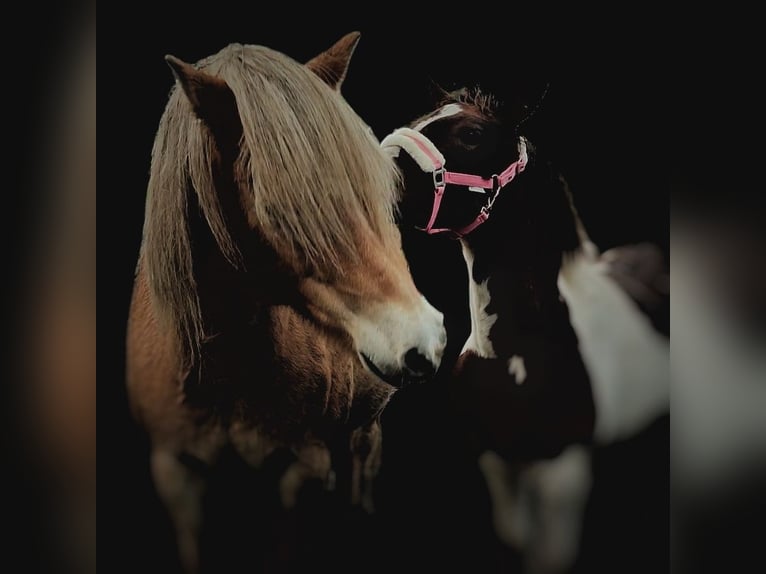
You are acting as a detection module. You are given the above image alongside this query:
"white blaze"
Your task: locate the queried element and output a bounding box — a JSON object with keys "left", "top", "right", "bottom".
{"left": 413, "top": 103, "right": 463, "bottom": 132}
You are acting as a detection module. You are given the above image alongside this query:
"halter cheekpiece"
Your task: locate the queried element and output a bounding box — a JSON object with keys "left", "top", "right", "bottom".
{"left": 381, "top": 127, "right": 528, "bottom": 237}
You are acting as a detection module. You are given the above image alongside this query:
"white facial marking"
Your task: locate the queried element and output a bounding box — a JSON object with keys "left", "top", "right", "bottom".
{"left": 557, "top": 249, "right": 669, "bottom": 444}
{"left": 350, "top": 296, "right": 445, "bottom": 377}
{"left": 460, "top": 242, "right": 497, "bottom": 358}
{"left": 508, "top": 355, "right": 527, "bottom": 384}
{"left": 413, "top": 103, "right": 463, "bottom": 132}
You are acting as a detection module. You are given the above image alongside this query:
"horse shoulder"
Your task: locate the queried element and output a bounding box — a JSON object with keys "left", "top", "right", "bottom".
{"left": 126, "top": 264, "right": 213, "bottom": 451}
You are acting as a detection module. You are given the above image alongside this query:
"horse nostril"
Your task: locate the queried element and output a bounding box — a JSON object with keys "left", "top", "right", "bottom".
{"left": 404, "top": 348, "right": 436, "bottom": 378}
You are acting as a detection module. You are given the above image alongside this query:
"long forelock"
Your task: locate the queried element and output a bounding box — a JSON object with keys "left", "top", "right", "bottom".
{"left": 226, "top": 45, "right": 401, "bottom": 272}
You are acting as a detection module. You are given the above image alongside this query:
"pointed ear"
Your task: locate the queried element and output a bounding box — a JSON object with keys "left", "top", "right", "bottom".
{"left": 503, "top": 81, "right": 551, "bottom": 133}
{"left": 305, "top": 31, "right": 361, "bottom": 91}
{"left": 428, "top": 78, "right": 453, "bottom": 104}
{"left": 165, "top": 54, "right": 238, "bottom": 133}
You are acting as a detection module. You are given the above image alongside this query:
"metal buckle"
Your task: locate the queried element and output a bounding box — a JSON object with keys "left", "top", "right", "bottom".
{"left": 491, "top": 174, "right": 500, "bottom": 194}
{"left": 433, "top": 167, "right": 446, "bottom": 187}
{"left": 477, "top": 175, "right": 501, "bottom": 215}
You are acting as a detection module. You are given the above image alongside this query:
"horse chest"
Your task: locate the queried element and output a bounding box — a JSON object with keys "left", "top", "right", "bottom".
{"left": 459, "top": 279, "right": 584, "bottom": 390}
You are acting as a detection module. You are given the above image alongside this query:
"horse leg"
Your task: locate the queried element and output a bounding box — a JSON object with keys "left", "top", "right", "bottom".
{"left": 150, "top": 449, "right": 207, "bottom": 574}
{"left": 230, "top": 423, "right": 324, "bottom": 506}
{"left": 350, "top": 419, "right": 382, "bottom": 512}
{"left": 278, "top": 443, "right": 333, "bottom": 508}
{"left": 479, "top": 446, "right": 592, "bottom": 574}
{"left": 479, "top": 451, "right": 532, "bottom": 551}
{"left": 523, "top": 445, "right": 592, "bottom": 574}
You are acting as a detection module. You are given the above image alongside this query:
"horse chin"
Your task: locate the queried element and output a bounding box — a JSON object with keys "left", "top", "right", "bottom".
{"left": 360, "top": 353, "right": 429, "bottom": 388}
{"left": 360, "top": 353, "right": 401, "bottom": 387}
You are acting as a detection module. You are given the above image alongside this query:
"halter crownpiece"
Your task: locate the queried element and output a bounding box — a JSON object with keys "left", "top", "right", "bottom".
{"left": 381, "top": 127, "right": 528, "bottom": 237}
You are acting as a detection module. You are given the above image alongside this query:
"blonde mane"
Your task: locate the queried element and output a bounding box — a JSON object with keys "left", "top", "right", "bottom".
{"left": 140, "top": 43, "right": 401, "bottom": 368}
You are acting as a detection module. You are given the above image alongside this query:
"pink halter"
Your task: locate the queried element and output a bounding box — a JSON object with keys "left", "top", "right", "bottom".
{"left": 381, "top": 127, "right": 528, "bottom": 237}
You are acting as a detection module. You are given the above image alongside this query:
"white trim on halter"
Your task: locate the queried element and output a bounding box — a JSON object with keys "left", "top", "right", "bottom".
{"left": 381, "top": 127, "right": 445, "bottom": 172}
{"left": 382, "top": 125, "right": 528, "bottom": 237}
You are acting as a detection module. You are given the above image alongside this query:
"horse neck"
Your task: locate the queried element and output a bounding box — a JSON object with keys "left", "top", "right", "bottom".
{"left": 182, "top": 180, "right": 303, "bottom": 401}
{"left": 187, "top": 173, "right": 302, "bottom": 338}
{"left": 400, "top": 225, "right": 472, "bottom": 374}
{"left": 187, "top": 301, "right": 393, "bottom": 439}
{"left": 460, "top": 161, "right": 583, "bottom": 358}
{"left": 185, "top": 191, "right": 393, "bottom": 435}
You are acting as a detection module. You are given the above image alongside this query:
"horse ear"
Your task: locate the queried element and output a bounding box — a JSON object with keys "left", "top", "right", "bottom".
{"left": 305, "top": 31, "right": 361, "bottom": 91}
{"left": 427, "top": 78, "right": 453, "bottom": 104}
{"left": 165, "top": 55, "right": 237, "bottom": 129}
{"left": 504, "top": 81, "right": 550, "bottom": 133}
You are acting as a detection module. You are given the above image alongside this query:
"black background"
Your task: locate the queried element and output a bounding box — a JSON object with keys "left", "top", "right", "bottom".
{"left": 99, "top": 7, "right": 669, "bottom": 573}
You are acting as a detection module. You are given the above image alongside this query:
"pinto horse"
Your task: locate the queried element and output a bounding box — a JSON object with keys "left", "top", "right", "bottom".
{"left": 383, "top": 87, "right": 668, "bottom": 573}
{"left": 126, "top": 34, "right": 446, "bottom": 573}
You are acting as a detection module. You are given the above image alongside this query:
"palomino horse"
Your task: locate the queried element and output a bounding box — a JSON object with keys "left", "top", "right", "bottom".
{"left": 383, "top": 87, "right": 668, "bottom": 573}
{"left": 126, "top": 34, "right": 445, "bottom": 573}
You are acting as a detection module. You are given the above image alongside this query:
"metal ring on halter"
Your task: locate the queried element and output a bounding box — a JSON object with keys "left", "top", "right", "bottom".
{"left": 433, "top": 167, "right": 446, "bottom": 188}
{"left": 491, "top": 174, "right": 500, "bottom": 194}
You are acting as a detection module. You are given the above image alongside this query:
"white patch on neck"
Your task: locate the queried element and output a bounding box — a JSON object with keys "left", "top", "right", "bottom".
{"left": 460, "top": 242, "right": 497, "bottom": 358}
{"left": 508, "top": 355, "right": 527, "bottom": 384}
{"left": 557, "top": 248, "right": 669, "bottom": 444}
{"left": 413, "top": 103, "right": 463, "bottom": 132}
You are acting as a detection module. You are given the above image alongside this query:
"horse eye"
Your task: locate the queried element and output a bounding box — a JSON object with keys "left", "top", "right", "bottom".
{"left": 459, "top": 128, "right": 483, "bottom": 146}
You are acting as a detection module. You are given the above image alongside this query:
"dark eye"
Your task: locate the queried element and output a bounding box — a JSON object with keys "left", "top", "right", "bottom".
{"left": 458, "top": 127, "right": 483, "bottom": 146}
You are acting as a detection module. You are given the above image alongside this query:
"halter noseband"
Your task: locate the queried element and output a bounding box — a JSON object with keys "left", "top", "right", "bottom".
{"left": 381, "top": 127, "right": 528, "bottom": 237}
